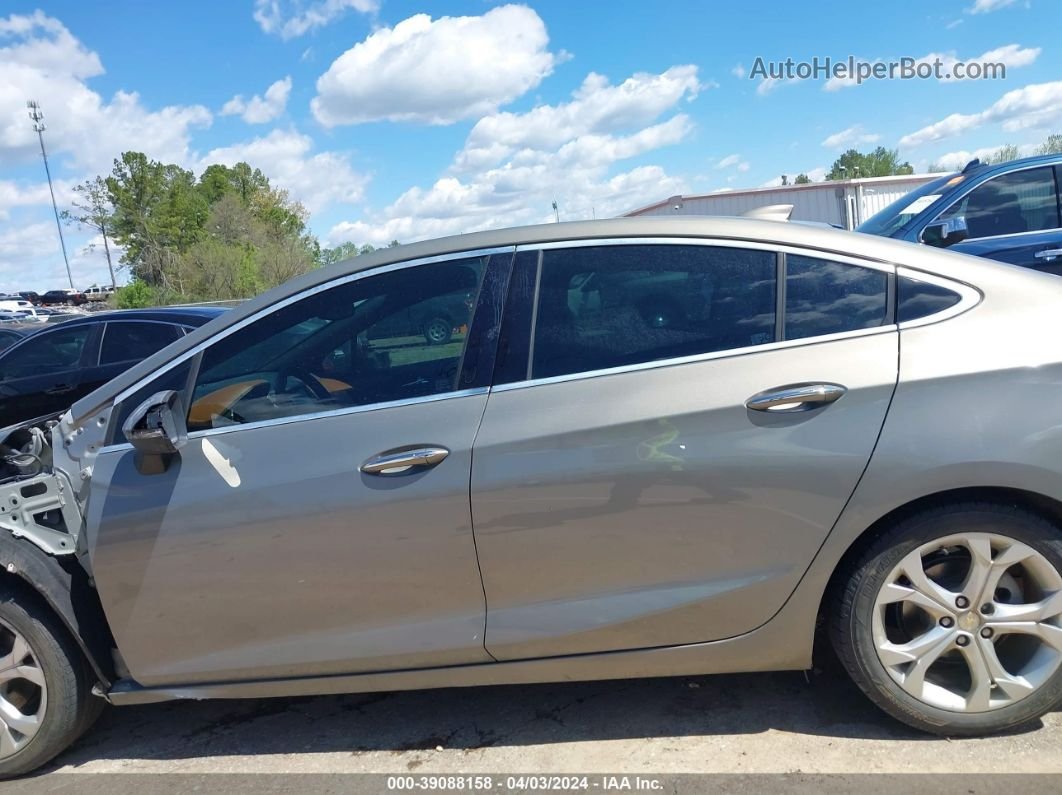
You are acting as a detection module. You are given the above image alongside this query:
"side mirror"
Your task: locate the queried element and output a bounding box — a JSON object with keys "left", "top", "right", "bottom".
{"left": 122, "top": 390, "right": 187, "bottom": 456}
{"left": 922, "top": 216, "right": 969, "bottom": 248}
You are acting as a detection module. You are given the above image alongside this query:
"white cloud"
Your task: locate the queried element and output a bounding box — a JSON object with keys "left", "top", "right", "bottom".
{"left": 197, "top": 128, "right": 367, "bottom": 213}
{"left": 968, "top": 0, "right": 1018, "bottom": 13}
{"left": 946, "top": 18, "right": 964, "bottom": 29}
{"left": 454, "top": 66, "right": 702, "bottom": 172}
{"left": 899, "top": 80, "right": 1062, "bottom": 147}
{"left": 716, "top": 153, "right": 750, "bottom": 171}
{"left": 731, "top": 64, "right": 745, "bottom": 78}
{"left": 327, "top": 66, "right": 700, "bottom": 246}
{"left": 221, "top": 76, "right": 292, "bottom": 124}
{"left": 925, "top": 142, "right": 1038, "bottom": 171}
{"left": 0, "top": 11, "right": 211, "bottom": 173}
{"left": 822, "top": 125, "right": 881, "bottom": 148}
{"left": 756, "top": 76, "right": 785, "bottom": 96}
{"left": 311, "top": 5, "right": 560, "bottom": 126}
{"left": 759, "top": 167, "right": 827, "bottom": 188}
{"left": 253, "top": 0, "right": 378, "bottom": 40}
{"left": 824, "top": 43, "right": 1039, "bottom": 91}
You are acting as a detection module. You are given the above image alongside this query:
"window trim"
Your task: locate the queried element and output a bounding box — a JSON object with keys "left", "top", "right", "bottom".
{"left": 920, "top": 163, "right": 1062, "bottom": 244}
{"left": 101, "top": 246, "right": 514, "bottom": 451}
{"left": 895, "top": 267, "right": 982, "bottom": 330}
{"left": 491, "top": 236, "right": 974, "bottom": 394}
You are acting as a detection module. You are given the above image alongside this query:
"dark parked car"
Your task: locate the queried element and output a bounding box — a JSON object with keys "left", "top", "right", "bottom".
{"left": 17, "top": 292, "right": 40, "bottom": 306}
{"left": 858, "top": 153, "right": 1062, "bottom": 273}
{"left": 39, "top": 289, "right": 87, "bottom": 306}
{"left": 0, "top": 327, "right": 31, "bottom": 352}
{"left": 0, "top": 307, "right": 226, "bottom": 428}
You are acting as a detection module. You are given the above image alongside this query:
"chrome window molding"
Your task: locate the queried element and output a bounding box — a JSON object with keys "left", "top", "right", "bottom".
{"left": 108, "top": 245, "right": 515, "bottom": 408}
{"left": 97, "top": 387, "right": 491, "bottom": 454}
{"left": 896, "top": 267, "right": 982, "bottom": 330}
{"left": 920, "top": 163, "right": 1062, "bottom": 244}
{"left": 491, "top": 324, "right": 899, "bottom": 394}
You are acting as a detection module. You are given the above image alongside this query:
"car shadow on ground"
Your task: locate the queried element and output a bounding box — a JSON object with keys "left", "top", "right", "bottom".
{"left": 49, "top": 666, "right": 999, "bottom": 771}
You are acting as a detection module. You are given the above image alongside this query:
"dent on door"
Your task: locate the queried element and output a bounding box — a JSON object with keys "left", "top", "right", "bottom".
{"left": 471, "top": 332, "right": 898, "bottom": 661}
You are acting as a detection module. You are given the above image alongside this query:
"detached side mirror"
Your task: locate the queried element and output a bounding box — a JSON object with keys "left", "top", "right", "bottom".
{"left": 122, "top": 390, "right": 187, "bottom": 456}
{"left": 922, "top": 217, "right": 969, "bottom": 248}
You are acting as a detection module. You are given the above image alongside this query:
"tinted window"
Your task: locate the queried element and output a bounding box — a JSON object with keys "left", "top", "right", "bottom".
{"left": 530, "top": 245, "right": 776, "bottom": 379}
{"left": 0, "top": 325, "right": 91, "bottom": 380}
{"left": 935, "top": 167, "right": 1060, "bottom": 239}
{"left": 100, "top": 322, "right": 181, "bottom": 365}
{"left": 785, "top": 256, "right": 889, "bottom": 341}
{"left": 897, "top": 276, "right": 962, "bottom": 322}
{"left": 188, "top": 257, "right": 486, "bottom": 431}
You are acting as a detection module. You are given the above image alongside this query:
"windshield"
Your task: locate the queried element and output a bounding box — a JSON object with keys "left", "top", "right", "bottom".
{"left": 856, "top": 175, "right": 959, "bottom": 237}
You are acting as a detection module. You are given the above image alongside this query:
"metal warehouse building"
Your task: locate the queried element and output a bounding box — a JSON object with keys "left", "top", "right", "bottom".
{"left": 625, "top": 174, "right": 944, "bottom": 229}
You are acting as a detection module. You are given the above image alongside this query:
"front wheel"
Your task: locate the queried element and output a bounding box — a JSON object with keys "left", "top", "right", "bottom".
{"left": 831, "top": 503, "right": 1062, "bottom": 736}
{"left": 423, "top": 317, "right": 453, "bottom": 345}
{"left": 0, "top": 591, "right": 103, "bottom": 778}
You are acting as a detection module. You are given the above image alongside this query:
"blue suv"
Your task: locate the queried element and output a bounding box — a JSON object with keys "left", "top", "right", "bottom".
{"left": 858, "top": 154, "right": 1062, "bottom": 273}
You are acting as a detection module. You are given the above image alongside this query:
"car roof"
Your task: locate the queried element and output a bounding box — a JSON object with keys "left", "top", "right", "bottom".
{"left": 47, "top": 306, "right": 229, "bottom": 328}
{"left": 68, "top": 215, "right": 1062, "bottom": 423}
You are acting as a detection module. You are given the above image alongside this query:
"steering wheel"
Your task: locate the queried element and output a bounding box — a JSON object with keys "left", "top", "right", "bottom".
{"left": 274, "top": 366, "right": 334, "bottom": 402}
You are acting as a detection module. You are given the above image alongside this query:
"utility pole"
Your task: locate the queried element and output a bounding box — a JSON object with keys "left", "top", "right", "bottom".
{"left": 551, "top": 200, "right": 560, "bottom": 223}
{"left": 27, "top": 101, "right": 73, "bottom": 289}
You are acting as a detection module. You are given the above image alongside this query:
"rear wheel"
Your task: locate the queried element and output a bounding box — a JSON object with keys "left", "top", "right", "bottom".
{"left": 423, "top": 316, "right": 453, "bottom": 345}
{"left": 0, "top": 592, "right": 103, "bottom": 778}
{"left": 831, "top": 503, "right": 1062, "bottom": 735}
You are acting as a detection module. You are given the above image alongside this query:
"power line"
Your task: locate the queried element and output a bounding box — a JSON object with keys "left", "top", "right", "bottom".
{"left": 27, "top": 100, "right": 73, "bottom": 289}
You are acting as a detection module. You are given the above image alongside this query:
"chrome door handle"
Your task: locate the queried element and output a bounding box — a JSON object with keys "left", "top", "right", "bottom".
{"left": 360, "top": 446, "right": 450, "bottom": 475}
{"left": 1034, "top": 249, "right": 1062, "bottom": 261}
{"left": 745, "top": 383, "right": 847, "bottom": 413}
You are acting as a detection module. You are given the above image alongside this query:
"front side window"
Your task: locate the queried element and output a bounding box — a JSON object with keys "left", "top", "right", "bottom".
{"left": 0, "top": 325, "right": 91, "bottom": 381}
{"left": 100, "top": 322, "right": 182, "bottom": 365}
{"left": 187, "top": 257, "right": 486, "bottom": 431}
{"left": 784, "top": 255, "right": 889, "bottom": 340}
{"left": 933, "top": 167, "right": 1060, "bottom": 240}
{"left": 530, "top": 245, "right": 777, "bottom": 379}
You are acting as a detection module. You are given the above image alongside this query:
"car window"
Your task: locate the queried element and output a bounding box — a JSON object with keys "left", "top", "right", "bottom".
{"left": 0, "top": 325, "right": 91, "bottom": 380}
{"left": 784, "top": 255, "right": 890, "bottom": 340}
{"left": 187, "top": 256, "right": 486, "bottom": 431}
{"left": 897, "top": 276, "right": 962, "bottom": 322}
{"left": 100, "top": 321, "right": 182, "bottom": 365}
{"left": 530, "top": 245, "right": 777, "bottom": 380}
{"left": 933, "top": 167, "right": 1060, "bottom": 239}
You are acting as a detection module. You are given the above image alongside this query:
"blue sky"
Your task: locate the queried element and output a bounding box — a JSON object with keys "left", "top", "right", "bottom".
{"left": 1, "top": 0, "right": 1060, "bottom": 291}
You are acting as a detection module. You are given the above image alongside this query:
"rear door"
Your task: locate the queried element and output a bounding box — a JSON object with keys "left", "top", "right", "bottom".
{"left": 471, "top": 241, "right": 899, "bottom": 660}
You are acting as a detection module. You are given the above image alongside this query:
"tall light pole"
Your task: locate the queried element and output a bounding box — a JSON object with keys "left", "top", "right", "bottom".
{"left": 27, "top": 100, "right": 73, "bottom": 289}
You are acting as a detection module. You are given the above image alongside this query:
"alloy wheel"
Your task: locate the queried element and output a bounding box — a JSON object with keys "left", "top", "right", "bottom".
{"left": 0, "top": 619, "right": 46, "bottom": 758}
{"left": 872, "top": 532, "right": 1062, "bottom": 712}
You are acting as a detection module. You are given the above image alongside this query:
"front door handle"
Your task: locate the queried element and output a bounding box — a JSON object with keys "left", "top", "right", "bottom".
{"left": 360, "top": 446, "right": 450, "bottom": 475}
{"left": 1034, "top": 249, "right": 1062, "bottom": 261}
{"left": 746, "top": 383, "right": 847, "bottom": 413}
{"left": 43, "top": 383, "right": 75, "bottom": 395}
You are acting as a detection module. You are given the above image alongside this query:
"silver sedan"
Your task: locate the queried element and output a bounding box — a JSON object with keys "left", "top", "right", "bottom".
{"left": 2, "top": 216, "right": 1062, "bottom": 776}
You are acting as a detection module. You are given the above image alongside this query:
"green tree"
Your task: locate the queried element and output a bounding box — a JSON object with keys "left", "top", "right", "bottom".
{"left": 984, "top": 144, "right": 1021, "bottom": 165}
{"left": 1036, "top": 134, "right": 1062, "bottom": 156}
{"left": 61, "top": 176, "right": 117, "bottom": 289}
{"left": 827, "top": 147, "right": 913, "bottom": 180}
{"left": 793, "top": 173, "right": 812, "bottom": 184}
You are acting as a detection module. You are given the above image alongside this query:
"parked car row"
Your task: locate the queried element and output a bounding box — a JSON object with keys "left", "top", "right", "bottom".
{"left": 7, "top": 286, "right": 115, "bottom": 307}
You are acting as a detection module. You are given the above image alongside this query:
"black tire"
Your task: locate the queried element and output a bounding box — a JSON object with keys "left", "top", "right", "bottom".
{"left": 423, "top": 316, "right": 453, "bottom": 345}
{"left": 830, "top": 502, "right": 1062, "bottom": 736}
{"left": 0, "top": 590, "right": 104, "bottom": 778}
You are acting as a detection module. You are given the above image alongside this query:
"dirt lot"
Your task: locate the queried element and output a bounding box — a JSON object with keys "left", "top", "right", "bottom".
{"left": 23, "top": 666, "right": 1062, "bottom": 778}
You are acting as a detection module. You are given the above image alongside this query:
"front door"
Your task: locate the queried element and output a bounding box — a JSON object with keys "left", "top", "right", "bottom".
{"left": 84, "top": 252, "right": 508, "bottom": 686}
{"left": 472, "top": 243, "right": 899, "bottom": 660}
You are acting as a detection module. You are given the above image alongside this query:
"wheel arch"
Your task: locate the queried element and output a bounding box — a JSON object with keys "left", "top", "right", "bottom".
{"left": 0, "top": 534, "right": 115, "bottom": 688}
{"left": 815, "top": 485, "right": 1062, "bottom": 639}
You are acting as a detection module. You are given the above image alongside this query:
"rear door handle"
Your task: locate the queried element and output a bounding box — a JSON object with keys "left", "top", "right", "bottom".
{"left": 745, "top": 383, "right": 847, "bottom": 413}
{"left": 44, "top": 383, "right": 75, "bottom": 395}
{"left": 1034, "top": 249, "right": 1062, "bottom": 261}
{"left": 360, "top": 446, "right": 450, "bottom": 475}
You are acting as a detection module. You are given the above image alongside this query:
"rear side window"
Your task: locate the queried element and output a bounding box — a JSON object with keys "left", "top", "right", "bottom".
{"left": 100, "top": 322, "right": 182, "bottom": 365}
{"left": 0, "top": 325, "right": 91, "bottom": 380}
{"left": 530, "top": 245, "right": 776, "bottom": 379}
{"left": 897, "top": 276, "right": 962, "bottom": 322}
{"left": 784, "top": 255, "right": 889, "bottom": 340}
